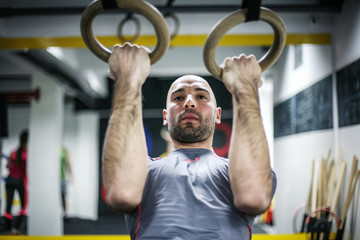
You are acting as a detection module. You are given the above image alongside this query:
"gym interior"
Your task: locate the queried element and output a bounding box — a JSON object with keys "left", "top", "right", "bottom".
{"left": 0, "top": 0, "right": 359, "bottom": 239}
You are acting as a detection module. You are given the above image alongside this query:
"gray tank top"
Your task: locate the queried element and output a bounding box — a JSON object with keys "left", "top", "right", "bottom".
{"left": 125, "top": 148, "right": 276, "bottom": 239}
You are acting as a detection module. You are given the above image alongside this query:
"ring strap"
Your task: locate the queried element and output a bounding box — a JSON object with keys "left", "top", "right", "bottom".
{"left": 101, "top": 0, "right": 118, "bottom": 10}
{"left": 242, "top": 0, "right": 262, "bottom": 22}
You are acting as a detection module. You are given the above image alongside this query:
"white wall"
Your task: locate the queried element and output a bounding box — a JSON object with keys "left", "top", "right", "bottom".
{"left": 150, "top": 46, "right": 265, "bottom": 76}
{"left": 273, "top": 0, "right": 360, "bottom": 238}
{"left": 28, "top": 70, "right": 64, "bottom": 235}
{"left": 273, "top": 44, "right": 334, "bottom": 233}
{"left": 273, "top": 45, "right": 332, "bottom": 105}
{"left": 333, "top": 0, "right": 360, "bottom": 239}
{"left": 64, "top": 107, "right": 100, "bottom": 220}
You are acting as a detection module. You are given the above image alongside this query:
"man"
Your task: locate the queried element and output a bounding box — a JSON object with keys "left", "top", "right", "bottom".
{"left": 102, "top": 43, "right": 276, "bottom": 239}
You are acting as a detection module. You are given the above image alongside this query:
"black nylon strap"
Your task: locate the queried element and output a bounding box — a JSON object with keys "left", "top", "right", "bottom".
{"left": 101, "top": 0, "right": 118, "bottom": 10}
{"left": 165, "top": 0, "right": 175, "bottom": 15}
{"left": 166, "top": 0, "right": 175, "bottom": 8}
{"left": 242, "top": 0, "right": 262, "bottom": 22}
{"left": 126, "top": 12, "right": 132, "bottom": 19}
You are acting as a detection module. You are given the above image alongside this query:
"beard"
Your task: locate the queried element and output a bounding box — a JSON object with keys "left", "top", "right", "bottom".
{"left": 168, "top": 109, "right": 215, "bottom": 144}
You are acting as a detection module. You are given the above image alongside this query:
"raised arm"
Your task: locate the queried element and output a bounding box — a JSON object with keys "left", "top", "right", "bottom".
{"left": 221, "top": 54, "right": 272, "bottom": 216}
{"left": 102, "top": 43, "right": 150, "bottom": 213}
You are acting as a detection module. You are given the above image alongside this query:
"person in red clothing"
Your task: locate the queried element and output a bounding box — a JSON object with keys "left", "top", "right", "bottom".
{"left": 4, "top": 129, "right": 28, "bottom": 234}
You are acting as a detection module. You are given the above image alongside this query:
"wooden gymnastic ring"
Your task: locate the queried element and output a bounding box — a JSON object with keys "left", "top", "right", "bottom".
{"left": 164, "top": 12, "right": 180, "bottom": 41}
{"left": 203, "top": 7, "right": 286, "bottom": 80}
{"left": 117, "top": 14, "right": 141, "bottom": 43}
{"left": 81, "top": 0, "right": 170, "bottom": 65}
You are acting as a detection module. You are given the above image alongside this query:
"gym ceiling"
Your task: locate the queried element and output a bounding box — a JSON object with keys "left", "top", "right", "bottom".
{"left": 0, "top": 0, "right": 344, "bottom": 110}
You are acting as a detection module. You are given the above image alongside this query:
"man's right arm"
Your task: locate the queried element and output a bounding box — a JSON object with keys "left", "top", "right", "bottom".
{"left": 221, "top": 55, "right": 273, "bottom": 216}
{"left": 102, "top": 43, "right": 150, "bottom": 213}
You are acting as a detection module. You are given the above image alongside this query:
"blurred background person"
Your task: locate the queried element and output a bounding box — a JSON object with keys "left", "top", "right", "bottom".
{"left": 4, "top": 129, "right": 28, "bottom": 234}
{"left": 60, "top": 139, "right": 72, "bottom": 221}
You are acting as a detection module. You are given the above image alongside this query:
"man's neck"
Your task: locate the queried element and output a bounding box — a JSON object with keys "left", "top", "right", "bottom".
{"left": 172, "top": 138, "right": 214, "bottom": 152}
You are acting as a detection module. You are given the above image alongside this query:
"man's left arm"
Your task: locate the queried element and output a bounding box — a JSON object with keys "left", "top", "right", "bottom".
{"left": 221, "top": 54, "right": 273, "bottom": 216}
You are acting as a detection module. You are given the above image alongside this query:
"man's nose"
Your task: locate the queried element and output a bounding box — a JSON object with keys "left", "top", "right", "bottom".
{"left": 184, "top": 94, "right": 196, "bottom": 109}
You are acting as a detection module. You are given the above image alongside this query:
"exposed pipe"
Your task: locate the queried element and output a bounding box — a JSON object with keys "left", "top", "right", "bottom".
{"left": 4, "top": 88, "right": 40, "bottom": 103}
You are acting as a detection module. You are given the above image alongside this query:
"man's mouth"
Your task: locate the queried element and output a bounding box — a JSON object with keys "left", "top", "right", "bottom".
{"left": 181, "top": 113, "right": 199, "bottom": 121}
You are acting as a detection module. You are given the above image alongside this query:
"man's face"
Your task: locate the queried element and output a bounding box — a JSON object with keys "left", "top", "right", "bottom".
{"left": 163, "top": 75, "right": 221, "bottom": 144}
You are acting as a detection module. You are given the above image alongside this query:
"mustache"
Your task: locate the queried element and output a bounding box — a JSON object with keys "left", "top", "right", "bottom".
{"left": 179, "top": 109, "right": 202, "bottom": 120}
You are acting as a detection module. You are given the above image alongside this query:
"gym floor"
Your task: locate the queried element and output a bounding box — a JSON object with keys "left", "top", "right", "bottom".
{"left": 0, "top": 215, "right": 270, "bottom": 235}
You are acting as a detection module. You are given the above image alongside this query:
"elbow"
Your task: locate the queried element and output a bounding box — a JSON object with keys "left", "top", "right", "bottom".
{"left": 234, "top": 192, "right": 271, "bottom": 216}
{"left": 106, "top": 187, "right": 142, "bottom": 214}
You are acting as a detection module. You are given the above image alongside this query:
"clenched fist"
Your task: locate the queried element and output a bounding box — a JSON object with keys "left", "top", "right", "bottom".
{"left": 221, "top": 54, "right": 262, "bottom": 97}
{"left": 108, "top": 43, "right": 151, "bottom": 91}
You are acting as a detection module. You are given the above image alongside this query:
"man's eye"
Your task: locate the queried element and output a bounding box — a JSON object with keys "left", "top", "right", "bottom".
{"left": 173, "top": 96, "right": 183, "bottom": 101}
{"left": 198, "top": 95, "right": 207, "bottom": 100}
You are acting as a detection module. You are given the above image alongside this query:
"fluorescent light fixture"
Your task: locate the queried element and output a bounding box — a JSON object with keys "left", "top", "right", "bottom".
{"left": 46, "top": 47, "right": 65, "bottom": 61}
{"left": 84, "top": 70, "right": 103, "bottom": 94}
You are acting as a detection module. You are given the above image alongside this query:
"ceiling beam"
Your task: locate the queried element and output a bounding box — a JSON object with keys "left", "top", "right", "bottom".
{"left": 16, "top": 50, "right": 98, "bottom": 110}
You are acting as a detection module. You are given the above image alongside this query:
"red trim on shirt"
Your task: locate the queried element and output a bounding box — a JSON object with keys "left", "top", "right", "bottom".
{"left": 247, "top": 224, "right": 252, "bottom": 240}
{"left": 186, "top": 157, "right": 199, "bottom": 163}
{"left": 134, "top": 205, "right": 142, "bottom": 240}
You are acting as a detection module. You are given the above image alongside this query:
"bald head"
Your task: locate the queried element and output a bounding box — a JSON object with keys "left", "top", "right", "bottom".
{"left": 166, "top": 75, "right": 217, "bottom": 108}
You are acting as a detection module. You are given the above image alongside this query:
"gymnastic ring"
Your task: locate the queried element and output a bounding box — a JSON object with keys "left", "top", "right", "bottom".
{"left": 164, "top": 12, "right": 180, "bottom": 41}
{"left": 203, "top": 7, "right": 286, "bottom": 80}
{"left": 81, "top": 0, "right": 170, "bottom": 65}
{"left": 117, "top": 15, "right": 141, "bottom": 43}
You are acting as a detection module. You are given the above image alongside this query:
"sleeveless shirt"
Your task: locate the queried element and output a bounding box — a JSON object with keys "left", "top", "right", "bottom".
{"left": 125, "top": 148, "right": 277, "bottom": 240}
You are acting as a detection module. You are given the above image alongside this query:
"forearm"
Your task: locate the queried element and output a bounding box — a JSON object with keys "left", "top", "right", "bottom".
{"left": 102, "top": 80, "right": 148, "bottom": 213}
{"left": 228, "top": 88, "right": 272, "bottom": 215}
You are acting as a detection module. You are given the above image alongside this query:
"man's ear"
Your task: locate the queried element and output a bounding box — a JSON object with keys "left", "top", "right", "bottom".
{"left": 215, "top": 107, "right": 222, "bottom": 124}
{"left": 163, "top": 109, "right": 168, "bottom": 126}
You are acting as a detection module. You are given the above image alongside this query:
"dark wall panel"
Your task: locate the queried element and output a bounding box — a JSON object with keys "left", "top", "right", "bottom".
{"left": 274, "top": 76, "right": 333, "bottom": 138}
{"left": 337, "top": 58, "right": 360, "bottom": 127}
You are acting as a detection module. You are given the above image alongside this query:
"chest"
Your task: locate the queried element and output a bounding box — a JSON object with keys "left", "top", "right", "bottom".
{"left": 146, "top": 157, "right": 232, "bottom": 203}
{"left": 155, "top": 157, "right": 227, "bottom": 183}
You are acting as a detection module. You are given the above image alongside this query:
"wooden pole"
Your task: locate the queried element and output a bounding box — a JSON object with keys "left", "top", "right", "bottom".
{"left": 339, "top": 170, "right": 360, "bottom": 229}
{"left": 339, "top": 156, "right": 359, "bottom": 229}
{"left": 326, "top": 149, "right": 342, "bottom": 207}
{"left": 311, "top": 159, "right": 320, "bottom": 214}
{"left": 329, "top": 161, "right": 347, "bottom": 221}
{"left": 305, "top": 160, "right": 316, "bottom": 214}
